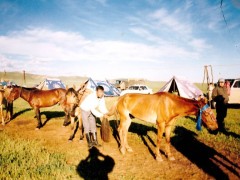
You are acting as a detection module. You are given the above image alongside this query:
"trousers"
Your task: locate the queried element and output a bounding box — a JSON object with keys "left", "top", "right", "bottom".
{"left": 216, "top": 102, "right": 228, "bottom": 130}
{"left": 81, "top": 109, "right": 96, "bottom": 134}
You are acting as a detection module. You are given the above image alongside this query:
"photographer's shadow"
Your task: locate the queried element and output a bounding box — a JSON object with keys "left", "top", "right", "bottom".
{"left": 76, "top": 147, "right": 115, "bottom": 180}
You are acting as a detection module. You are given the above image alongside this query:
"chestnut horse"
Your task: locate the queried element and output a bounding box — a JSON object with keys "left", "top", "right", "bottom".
{"left": 6, "top": 86, "right": 67, "bottom": 129}
{"left": 107, "top": 92, "right": 218, "bottom": 161}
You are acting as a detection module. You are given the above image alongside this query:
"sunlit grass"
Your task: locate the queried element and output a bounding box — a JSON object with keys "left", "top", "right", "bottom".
{"left": 0, "top": 133, "right": 77, "bottom": 179}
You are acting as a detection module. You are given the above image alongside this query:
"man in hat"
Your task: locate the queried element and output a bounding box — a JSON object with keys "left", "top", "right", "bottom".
{"left": 80, "top": 85, "right": 109, "bottom": 148}
{"left": 212, "top": 78, "right": 229, "bottom": 132}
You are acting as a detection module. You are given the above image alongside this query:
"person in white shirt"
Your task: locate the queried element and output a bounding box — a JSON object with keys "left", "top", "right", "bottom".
{"left": 80, "top": 85, "right": 109, "bottom": 148}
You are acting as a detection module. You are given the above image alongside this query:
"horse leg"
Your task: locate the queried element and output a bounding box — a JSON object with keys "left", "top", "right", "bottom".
{"left": 78, "top": 113, "right": 84, "bottom": 140}
{"left": 124, "top": 118, "right": 133, "bottom": 152}
{"left": 155, "top": 121, "right": 165, "bottom": 162}
{"left": 63, "top": 112, "right": 70, "bottom": 126}
{"left": 0, "top": 105, "right": 4, "bottom": 125}
{"left": 9, "top": 102, "right": 13, "bottom": 120}
{"left": 165, "top": 120, "right": 176, "bottom": 161}
{"left": 118, "top": 114, "right": 130, "bottom": 155}
{"left": 68, "top": 116, "right": 77, "bottom": 141}
{"left": 118, "top": 117, "right": 126, "bottom": 155}
{"left": 35, "top": 107, "right": 42, "bottom": 129}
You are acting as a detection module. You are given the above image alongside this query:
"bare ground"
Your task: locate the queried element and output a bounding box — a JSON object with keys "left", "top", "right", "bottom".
{"left": 0, "top": 109, "right": 239, "bottom": 180}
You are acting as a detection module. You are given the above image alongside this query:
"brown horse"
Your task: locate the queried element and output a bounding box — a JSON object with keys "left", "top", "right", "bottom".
{"left": 0, "top": 89, "right": 5, "bottom": 125}
{"left": 107, "top": 92, "right": 218, "bottom": 161}
{"left": 6, "top": 86, "right": 67, "bottom": 129}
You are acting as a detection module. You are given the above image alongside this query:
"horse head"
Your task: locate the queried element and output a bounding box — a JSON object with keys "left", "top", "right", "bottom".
{"left": 197, "top": 97, "right": 218, "bottom": 131}
{"left": 4, "top": 85, "right": 21, "bottom": 102}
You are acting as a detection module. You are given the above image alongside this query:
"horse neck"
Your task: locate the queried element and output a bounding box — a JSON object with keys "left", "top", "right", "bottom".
{"left": 176, "top": 97, "right": 199, "bottom": 115}
{"left": 19, "top": 88, "right": 31, "bottom": 102}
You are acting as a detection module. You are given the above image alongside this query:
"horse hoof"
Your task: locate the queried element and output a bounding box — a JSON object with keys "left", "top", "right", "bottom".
{"left": 68, "top": 139, "right": 73, "bottom": 143}
{"left": 126, "top": 147, "right": 133, "bottom": 153}
{"left": 35, "top": 128, "right": 40, "bottom": 130}
{"left": 168, "top": 156, "right": 175, "bottom": 161}
{"left": 2, "top": 123, "right": 5, "bottom": 126}
{"left": 156, "top": 156, "right": 163, "bottom": 162}
{"left": 120, "top": 147, "right": 126, "bottom": 155}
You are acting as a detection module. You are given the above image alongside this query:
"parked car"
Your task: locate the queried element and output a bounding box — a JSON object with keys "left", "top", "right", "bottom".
{"left": 211, "top": 78, "right": 240, "bottom": 108}
{"left": 120, "top": 85, "right": 152, "bottom": 96}
{"left": 225, "top": 78, "right": 240, "bottom": 104}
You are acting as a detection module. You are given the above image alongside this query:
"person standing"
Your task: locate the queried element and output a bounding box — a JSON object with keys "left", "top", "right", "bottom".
{"left": 80, "top": 85, "right": 109, "bottom": 148}
{"left": 212, "top": 78, "right": 229, "bottom": 132}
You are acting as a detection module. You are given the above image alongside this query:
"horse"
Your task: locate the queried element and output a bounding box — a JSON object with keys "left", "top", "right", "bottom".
{"left": 106, "top": 92, "right": 218, "bottom": 161}
{"left": 0, "top": 89, "right": 5, "bottom": 125}
{"left": 6, "top": 86, "right": 67, "bottom": 129}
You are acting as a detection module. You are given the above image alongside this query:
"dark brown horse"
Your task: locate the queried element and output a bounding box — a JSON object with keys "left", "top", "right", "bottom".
{"left": 6, "top": 86, "right": 67, "bottom": 129}
{"left": 0, "top": 89, "right": 5, "bottom": 125}
{"left": 107, "top": 92, "right": 218, "bottom": 161}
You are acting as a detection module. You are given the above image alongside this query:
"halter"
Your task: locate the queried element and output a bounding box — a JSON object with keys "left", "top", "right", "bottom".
{"left": 196, "top": 104, "right": 209, "bottom": 131}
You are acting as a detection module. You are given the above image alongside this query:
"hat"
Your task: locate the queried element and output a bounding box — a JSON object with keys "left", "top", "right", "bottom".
{"left": 218, "top": 78, "right": 225, "bottom": 83}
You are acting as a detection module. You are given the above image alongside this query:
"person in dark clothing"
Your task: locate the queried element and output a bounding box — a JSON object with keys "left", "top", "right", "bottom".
{"left": 212, "top": 78, "right": 229, "bottom": 132}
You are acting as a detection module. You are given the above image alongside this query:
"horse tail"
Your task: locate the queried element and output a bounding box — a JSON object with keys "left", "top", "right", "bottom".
{"left": 107, "top": 100, "right": 119, "bottom": 116}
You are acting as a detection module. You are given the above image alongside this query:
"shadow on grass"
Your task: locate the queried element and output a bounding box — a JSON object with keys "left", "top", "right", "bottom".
{"left": 109, "top": 120, "right": 158, "bottom": 159}
{"left": 41, "top": 111, "right": 65, "bottom": 126}
{"left": 5, "top": 108, "right": 32, "bottom": 124}
{"left": 171, "top": 126, "right": 240, "bottom": 179}
{"left": 76, "top": 147, "right": 115, "bottom": 180}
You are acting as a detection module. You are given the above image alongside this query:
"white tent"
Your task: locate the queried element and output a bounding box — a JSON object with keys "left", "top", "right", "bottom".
{"left": 36, "top": 78, "right": 66, "bottom": 90}
{"left": 158, "top": 76, "right": 203, "bottom": 99}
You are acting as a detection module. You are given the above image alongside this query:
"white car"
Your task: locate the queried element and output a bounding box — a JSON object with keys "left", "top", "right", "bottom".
{"left": 226, "top": 78, "right": 240, "bottom": 104}
{"left": 120, "top": 85, "right": 152, "bottom": 96}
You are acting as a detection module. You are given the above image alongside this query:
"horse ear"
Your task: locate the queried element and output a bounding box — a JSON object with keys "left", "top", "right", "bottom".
{"left": 65, "top": 85, "right": 69, "bottom": 91}
{"left": 73, "top": 84, "right": 76, "bottom": 91}
{"left": 199, "top": 96, "right": 208, "bottom": 104}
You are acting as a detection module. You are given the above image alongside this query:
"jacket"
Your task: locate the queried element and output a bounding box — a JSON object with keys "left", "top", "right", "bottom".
{"left": 212, "top": 86, "right": 229, "bottom": 104}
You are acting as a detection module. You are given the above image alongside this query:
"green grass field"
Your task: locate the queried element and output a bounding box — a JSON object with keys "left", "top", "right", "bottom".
{"left": 0, "top": 72, "right": 239, "bottom": 179}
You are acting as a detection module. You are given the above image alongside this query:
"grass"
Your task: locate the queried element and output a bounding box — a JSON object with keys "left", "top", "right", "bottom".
{"left": 0, "top": 133, "right": 78, "bottom": 180}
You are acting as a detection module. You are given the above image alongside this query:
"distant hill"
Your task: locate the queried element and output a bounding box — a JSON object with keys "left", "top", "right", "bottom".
{"left": 0, "top": 71, "right": 207, "bottom": 93}
{"left": 0, "top": 71, "right": 88, "bottom": 88}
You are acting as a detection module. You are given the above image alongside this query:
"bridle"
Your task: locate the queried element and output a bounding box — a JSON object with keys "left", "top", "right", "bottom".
{"left": 196, "top": 104, "right": 216, "bottom": 131}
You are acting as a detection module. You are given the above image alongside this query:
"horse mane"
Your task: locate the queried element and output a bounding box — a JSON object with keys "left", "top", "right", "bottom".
{"left": 66, "top": 87, "right": 78, "bottom": 96}
{"left": 156, "top": 92, "right": 200, "bottom": 107}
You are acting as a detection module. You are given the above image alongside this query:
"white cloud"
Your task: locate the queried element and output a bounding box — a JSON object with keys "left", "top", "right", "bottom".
{"left": 149, "top": 8, "right": 192, "bottom": 35}
{"left": 0, "top": 27, "right": 200, "bottom": 64}
{"left": 0, "top": 27, "right": 211, "bottom": 80}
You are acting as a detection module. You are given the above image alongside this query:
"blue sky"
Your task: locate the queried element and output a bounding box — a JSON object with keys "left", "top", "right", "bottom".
{"left": 0, "top": 0, "right": 239, "bottom": 82}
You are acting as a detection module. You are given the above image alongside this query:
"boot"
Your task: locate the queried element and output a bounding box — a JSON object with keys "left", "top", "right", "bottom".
{"left": 91, "top": 132, "right": 101, "bottom": 147}
{"left": 86, "top": 133, "right": 93, "bottom": 148}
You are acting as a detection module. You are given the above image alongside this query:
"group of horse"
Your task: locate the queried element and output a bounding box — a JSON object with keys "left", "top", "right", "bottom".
{"left": 0, "top": 83, "right": 218, "bottom": 161}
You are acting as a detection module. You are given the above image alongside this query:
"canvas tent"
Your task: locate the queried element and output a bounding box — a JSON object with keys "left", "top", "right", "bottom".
{"left": 158, "top": 76, "right": 203, "bottom": 99}
{"left": 36, "top": 78, "right": 66, "bottom": 90}
{"left": 86, "top": 78, "right": 120, "bottom": 96}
